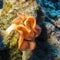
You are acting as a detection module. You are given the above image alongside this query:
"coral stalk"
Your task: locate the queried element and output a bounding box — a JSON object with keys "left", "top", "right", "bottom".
{"left": 6, "top": 13, "right": 41, "bottom": 51}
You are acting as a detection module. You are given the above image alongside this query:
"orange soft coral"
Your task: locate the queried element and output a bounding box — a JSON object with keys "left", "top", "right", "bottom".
{"left": 12, "top": 13, "right": 41, "bottom": 51}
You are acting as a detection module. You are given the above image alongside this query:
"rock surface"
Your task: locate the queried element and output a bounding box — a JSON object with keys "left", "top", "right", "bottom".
{"left": 0, "top": 0, "right": 60, "bottom": 60}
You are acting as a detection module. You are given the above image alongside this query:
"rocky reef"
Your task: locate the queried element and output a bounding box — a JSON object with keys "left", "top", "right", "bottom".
{"left": 0, "top": 0, "right": 60, "bottom": 60}
{"left": 37, "top": 0, "right": 60, "bottom": 60}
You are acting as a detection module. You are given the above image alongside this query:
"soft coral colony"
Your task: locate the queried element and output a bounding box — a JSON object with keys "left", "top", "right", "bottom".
{"left": 6, "top": 13, "right": 41, "bottom": 51}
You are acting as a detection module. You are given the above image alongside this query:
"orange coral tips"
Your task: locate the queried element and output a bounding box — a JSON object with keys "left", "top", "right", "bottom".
{"left": 11, "top": 13, "right": 41, "bottom": 51}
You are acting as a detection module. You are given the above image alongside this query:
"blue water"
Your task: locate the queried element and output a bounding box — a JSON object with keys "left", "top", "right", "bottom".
{"left": 0, "top": 0, "right": 3, "bottom": 9}
{"left": 37, "top": 0, "right": 60, "bottom": 18}
{"left": 0, "top": 36, "right": 5, "bottom": 50}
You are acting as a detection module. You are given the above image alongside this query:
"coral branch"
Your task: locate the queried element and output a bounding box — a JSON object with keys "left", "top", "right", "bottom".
{"left": 6, "top": 13, "right": 41, "bottom": 51}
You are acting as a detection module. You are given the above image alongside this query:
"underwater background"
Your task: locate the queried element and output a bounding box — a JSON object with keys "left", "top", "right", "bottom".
{"left": 0, "top": 0, "right": 60, "bottom": 60}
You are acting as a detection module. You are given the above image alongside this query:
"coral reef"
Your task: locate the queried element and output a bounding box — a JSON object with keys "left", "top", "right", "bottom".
{"left": 0, "top": 0, "right": 60, "bottom": 60}
{"left": 0, "top": 0, "right": 41, "bottom": 60}
{"left": 37, "top": 0, "right": 60, "bottom": 60}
